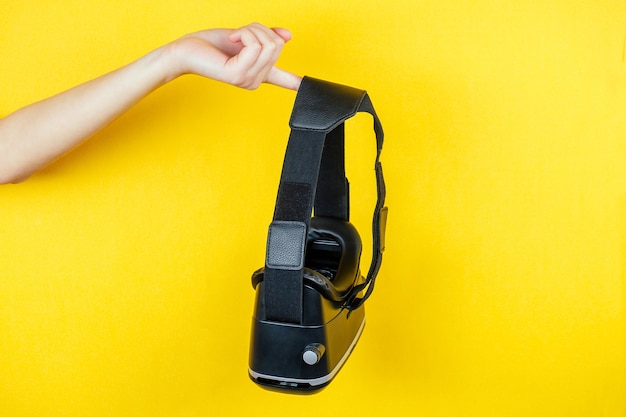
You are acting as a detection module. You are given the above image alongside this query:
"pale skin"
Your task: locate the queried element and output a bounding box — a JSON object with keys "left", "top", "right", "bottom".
{"left": 0, "top": 23, "right": 302, "bottom": 184}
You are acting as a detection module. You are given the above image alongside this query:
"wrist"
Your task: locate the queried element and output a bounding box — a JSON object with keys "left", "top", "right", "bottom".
{"left": 145, "top": 43, "right": 185, "bottom": 85}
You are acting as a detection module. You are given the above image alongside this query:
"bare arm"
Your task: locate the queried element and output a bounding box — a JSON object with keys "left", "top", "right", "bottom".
{"left": 0, "top": 23, "right": 301, "bottom": 184}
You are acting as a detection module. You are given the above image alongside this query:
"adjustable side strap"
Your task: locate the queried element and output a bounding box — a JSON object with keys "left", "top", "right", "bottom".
{"left": 347, "top": 94, "right": 387, "bottom": 310}
{"left": 263, "top": 129, "right": 327, "bottom": 324}
{"left": 314, "top": 124, "right": 349, "bottom": 221}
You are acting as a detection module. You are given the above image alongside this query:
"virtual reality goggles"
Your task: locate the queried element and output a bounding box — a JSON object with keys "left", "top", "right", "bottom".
{"left": 248, "top": 76, "right": 387, "bottom": 393}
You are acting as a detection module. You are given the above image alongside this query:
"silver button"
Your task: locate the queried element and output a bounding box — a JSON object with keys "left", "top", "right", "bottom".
{"left": 302, "top": 343, "right": 326, "bottom": 365}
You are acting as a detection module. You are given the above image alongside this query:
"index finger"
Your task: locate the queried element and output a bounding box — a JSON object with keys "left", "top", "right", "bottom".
{"left": 265, "top": 67, "right": 302, "bottom": 90}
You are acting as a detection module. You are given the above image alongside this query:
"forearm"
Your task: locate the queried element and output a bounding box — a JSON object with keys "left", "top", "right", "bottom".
{"left": 0, "top": 46, "right": 175, "bottom": 184}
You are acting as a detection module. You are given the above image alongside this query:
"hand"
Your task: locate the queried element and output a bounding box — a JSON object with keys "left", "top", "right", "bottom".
{"left": 167, "top": 23, "right": 302, "bottom": 90}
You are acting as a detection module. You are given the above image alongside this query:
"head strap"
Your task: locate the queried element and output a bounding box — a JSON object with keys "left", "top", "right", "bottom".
{"left": 263, "top": 76, "right": 387, "bottom": 324}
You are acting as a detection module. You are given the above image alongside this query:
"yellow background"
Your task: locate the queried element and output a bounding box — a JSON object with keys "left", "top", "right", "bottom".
{"left": 1, "top": 1, "right": 625, "bottom": 416}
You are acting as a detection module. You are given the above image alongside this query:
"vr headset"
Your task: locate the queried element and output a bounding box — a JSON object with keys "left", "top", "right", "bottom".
{"left": 248, "top": 76, "right": 387, "bottom": 393}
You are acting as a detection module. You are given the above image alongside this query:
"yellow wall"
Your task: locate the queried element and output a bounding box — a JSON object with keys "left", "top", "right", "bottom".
{"left": 1, "top": 1, "right": 625, "bottom": 416}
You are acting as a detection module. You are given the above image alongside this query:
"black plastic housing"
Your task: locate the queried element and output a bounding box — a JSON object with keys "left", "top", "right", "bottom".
{"left": 248, "top": 278, "right": 365, "bottom": 393}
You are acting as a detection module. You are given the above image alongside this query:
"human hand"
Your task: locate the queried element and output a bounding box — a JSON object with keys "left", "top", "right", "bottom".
{"left": 167, "top": 22, "right": 302, "bottom": 90}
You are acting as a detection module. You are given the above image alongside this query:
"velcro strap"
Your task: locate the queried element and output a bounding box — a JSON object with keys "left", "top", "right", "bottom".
{"left": 266, "top": 221, "right": 307, "bottom": 270}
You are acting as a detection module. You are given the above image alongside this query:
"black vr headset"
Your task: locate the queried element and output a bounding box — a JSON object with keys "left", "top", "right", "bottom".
{"left": 248, "top": 76, "right": 387, "bottom": 393}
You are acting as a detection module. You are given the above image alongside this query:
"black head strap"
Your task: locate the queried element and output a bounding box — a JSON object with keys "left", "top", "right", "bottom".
{"left": 263, "top": 76, "right": 387, "bottom": 324}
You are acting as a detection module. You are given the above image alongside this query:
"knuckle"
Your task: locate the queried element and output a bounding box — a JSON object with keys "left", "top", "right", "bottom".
{"left": 266, "top": 40, "right": 281, "bottom": 52}
{"left": 227, "top": 69, "right": 246, "bottom": 85}
{"left": 228, "top": 70, "right": 261, "bottom": 90}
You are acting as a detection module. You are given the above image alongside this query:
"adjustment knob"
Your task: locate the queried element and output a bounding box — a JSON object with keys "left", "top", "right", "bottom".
{"left": 302, "top": 343, "right": 326, "bottom": 365}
